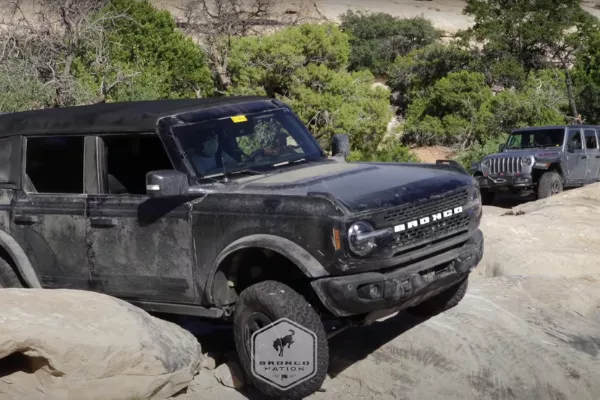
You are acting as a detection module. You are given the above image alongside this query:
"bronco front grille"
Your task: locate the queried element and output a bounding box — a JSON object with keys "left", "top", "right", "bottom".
{"left": 490, "top": 157, "right": 522, "bottom": 175}
{"left": 369, "top": 187, "right": 471, "bottom": 250}
{"left": 380, "top": 188, "right": 469, "bottom": 227}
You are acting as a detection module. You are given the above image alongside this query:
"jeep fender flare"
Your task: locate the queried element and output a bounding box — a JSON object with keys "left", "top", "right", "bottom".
{"left": 0, "top": 230, "right": 41, "bottom": 288}
{"left": 207, "top": 234, "right": 329, "bottom": 304}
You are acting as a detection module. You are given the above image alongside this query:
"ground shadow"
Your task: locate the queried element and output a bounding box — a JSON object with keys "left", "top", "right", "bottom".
{"left": 488, "top": 192, "right": 536, "bottom": 209}
{"left": 327, "top": 311, "right": 429, "bottom": 378}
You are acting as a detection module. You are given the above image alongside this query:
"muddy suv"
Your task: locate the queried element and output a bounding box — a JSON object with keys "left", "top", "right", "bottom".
{"left": 471, "top": 125, "right": 600, "bottom": 204}
{"left": 0, "top": 97, "right": 483, "bottom": 398}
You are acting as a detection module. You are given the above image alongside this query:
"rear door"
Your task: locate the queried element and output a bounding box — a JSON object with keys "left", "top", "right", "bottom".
{"left": 10, "top": 135, "right": 90, "bottom": 289}
{"left": 565, "top": 128, "right": 587, "bottom": 184}
{"left": 584, "top": 128, "right": 600, "bottom": 183}
{"left": 85, "top": 133, "right": 197, "bottom": 304}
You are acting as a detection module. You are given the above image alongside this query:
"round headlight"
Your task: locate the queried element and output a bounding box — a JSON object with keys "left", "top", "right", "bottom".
{"left": 348, "top": 221, "right": 376, "bottom": 257}
{"left": 521, "top": 156, "right": 533, "bottom": 167}
{"left": 482, "top": 159, "right": 491, "bottom": 168}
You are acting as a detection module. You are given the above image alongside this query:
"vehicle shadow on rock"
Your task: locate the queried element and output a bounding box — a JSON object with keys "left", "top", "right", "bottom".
{"left": 328, "top": 312, "right": 429, "bottom": 378}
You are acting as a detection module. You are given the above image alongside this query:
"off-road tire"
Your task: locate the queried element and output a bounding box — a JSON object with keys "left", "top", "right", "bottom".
{"left": 406, "top": 276, "right": 468, "bottom": 317}
{"left": 0, "top": 255, "right": 23, "bottom": 288}
{"left": 233, "top": 280, "right": 329, "bottom": 399}
{"left": 480, "top": 189, "right": 495, "bottom": 205}
{"left": 537, "top": 171, "right": 563, "bottom": 199}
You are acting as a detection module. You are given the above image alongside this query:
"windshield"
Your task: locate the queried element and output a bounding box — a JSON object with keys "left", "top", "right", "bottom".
{"left": 506, "top": 128, "right": 565, "bottom": 149}
{"left": 173, "top": 108, "right": 324, "bottom": 179}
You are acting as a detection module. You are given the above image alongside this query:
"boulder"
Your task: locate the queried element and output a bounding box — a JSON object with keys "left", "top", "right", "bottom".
{"left": 0, "top": 288, "right": 202, "bottom": 400}
{"left": 476, "top": 183, "right": 600, "bottom": 280}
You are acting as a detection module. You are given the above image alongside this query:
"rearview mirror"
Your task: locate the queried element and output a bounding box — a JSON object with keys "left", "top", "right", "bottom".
{"left": 331, "top": 134, "right": 350, "bottom": 160}
{"left": 499, "top": 144, "right": 505, "bottom": 152}
{"left": 146, "top": 170, "right": 189, "bottom": 198}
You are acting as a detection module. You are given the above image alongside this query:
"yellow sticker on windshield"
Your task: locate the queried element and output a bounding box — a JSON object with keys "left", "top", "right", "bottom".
{"left": 231, "top": 115, "right": 248, "bottom": 123}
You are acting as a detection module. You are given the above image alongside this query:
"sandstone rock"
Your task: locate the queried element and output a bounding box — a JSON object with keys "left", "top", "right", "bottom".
{"left": 0, "top": 288, "right": 202, "bottom": 400}
{"left": 200, "top": 353, "right": 218, "bottom": 370}
{"left": 214, "top": 362, "right": 245, "bottom": 389}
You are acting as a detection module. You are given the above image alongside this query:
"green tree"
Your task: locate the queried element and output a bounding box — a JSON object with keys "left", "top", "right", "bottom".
{"left": 387, "top": 43, "right": 477, "bottom": 112}
{"left": 282, "top": 65, "right": 392, "bottom": 154}
{"left": 460, "top": 0, "right": 599, "bottom": 119}
{"left": 403, "top": 71, "right": 493, "bottom": 148}
{"left": 226, "top": 23, "right": 350, "bottom": 97}
{"left": 97, "top": 0, "right": 214, "bottom": 101}
{"left": 340, "top": 11, "right": 441, "bottom": 77}
{"left": 573, "top": 30, "right": 600, "bottom": 123}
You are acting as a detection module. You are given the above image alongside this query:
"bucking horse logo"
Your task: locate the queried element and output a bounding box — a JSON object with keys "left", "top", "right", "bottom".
{"left": 272, "top": 329, "right": 295, "bottom": 357}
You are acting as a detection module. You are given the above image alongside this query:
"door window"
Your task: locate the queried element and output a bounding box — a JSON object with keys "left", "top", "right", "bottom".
{"left": 584, "top": 129, "right": 598, "bottom": 149}
{"left": 25, "top": 136, "right": 85, "bottom": 193}
{"left": 567, "top": 130, "right": 583, "bottom": 150}
{"left": 100, "top": 134, "right": 173, "bottom": 195}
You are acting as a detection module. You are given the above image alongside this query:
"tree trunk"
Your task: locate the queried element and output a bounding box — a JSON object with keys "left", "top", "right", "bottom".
{"left": 564, "top": 66, "right": 579, "bottom": 122}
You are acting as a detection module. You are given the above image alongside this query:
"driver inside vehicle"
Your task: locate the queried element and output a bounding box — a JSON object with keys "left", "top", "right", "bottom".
{"left": 188, "top": 130, "right": 237, "bottom": 176}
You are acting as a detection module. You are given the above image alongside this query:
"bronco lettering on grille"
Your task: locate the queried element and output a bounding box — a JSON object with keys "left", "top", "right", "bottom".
{"left": 393, "top": 206, "right": 463, "bottom": 233}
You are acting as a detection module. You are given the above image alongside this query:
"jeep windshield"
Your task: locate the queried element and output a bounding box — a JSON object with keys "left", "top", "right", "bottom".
{"left": 172, "top": 108, "right": 325, "bottom": 180}
{"left": 505, "top": 128, "right": 565, "bottom": 149}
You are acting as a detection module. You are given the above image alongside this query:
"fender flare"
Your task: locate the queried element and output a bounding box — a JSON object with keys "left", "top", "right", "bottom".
{"left": 206, "top": 234, "right": 329, "bottom": 304}
{"left": 0, "top": 230, "right": 41, "bottom": 288}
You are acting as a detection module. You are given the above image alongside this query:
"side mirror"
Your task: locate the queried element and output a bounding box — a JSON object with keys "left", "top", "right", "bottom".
{"left": 499, "top": 144, "right": 505, "bottom": 152}
{"left": 567, "top": 140, "right": 579, "bottom": 152}
{"left": 331, "top": 134, "right": 351, "bottom": 160}
{"left": 146, "top": 170, "right": 189, "bottom": 198}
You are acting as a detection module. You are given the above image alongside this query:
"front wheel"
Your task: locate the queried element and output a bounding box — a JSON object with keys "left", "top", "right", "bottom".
{"left": 406, "top": 276, "right": 469, "bottom": 317}
{"left": 233, "top": 280, "right": 329, "bottom": 399}
{"left": 537, "top": 171, "right": 563, "bottom": 199}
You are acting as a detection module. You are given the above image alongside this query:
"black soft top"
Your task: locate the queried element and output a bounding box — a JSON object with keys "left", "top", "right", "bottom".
{"left": 0, "top": 96, "right": 277, "bottom": 137}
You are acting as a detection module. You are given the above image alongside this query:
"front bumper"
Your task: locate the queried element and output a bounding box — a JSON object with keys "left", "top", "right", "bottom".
{"left": 477, "top": 175, "right": 533, "bottom": 190}
{"left": 311, "top": 229, "right": 484, "bottom": 317}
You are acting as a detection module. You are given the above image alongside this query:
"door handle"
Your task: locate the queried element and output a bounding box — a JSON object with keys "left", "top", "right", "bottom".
{"left": 581, "top": 155, "right": 588, "bottom": 159}
{"left": 90, "top": 217, "right": 117, "bottom": 227}
{"left": 14, "top": 215, "right": 38, "bottom": 225}
{"left": 596, "top": 155, "right": 600, "bottom": 158}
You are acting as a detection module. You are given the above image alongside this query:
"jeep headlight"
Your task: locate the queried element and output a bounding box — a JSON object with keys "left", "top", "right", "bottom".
{"left": 348, "top": 221, "right": 377, "bottom": 257}
{"left": 482, "top": 159, "right": 491, "bottom": 168}
{"left": 521, "top": 156, "right": 533, "bottom": 167}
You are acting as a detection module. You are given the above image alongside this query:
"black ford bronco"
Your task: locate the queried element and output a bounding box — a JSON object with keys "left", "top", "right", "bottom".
{"left": 0, "top": 97, "right": 483, "bottom": 398}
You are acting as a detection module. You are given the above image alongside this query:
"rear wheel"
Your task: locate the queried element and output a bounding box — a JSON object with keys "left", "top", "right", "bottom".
{"left": 406, "top": 277, "right": 468, "bottom": 317}
{"left": 537, "top": 171, "right": 563, "bottom": 199}
{"left": 233, "top": 280, "right": 329, "bottom": 399}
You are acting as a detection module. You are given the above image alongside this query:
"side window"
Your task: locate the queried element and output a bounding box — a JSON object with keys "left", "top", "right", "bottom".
{"left": 584, "top": 129, "right": 598, "bottom": 149}
{"left": 25, "top": 136, "right": 84, "bottom": 194}
{"left": 101, "top": 134, "right": 173, "bottom": 195}
{"left": 567, "top": 130, "right": 583, "bottom": 150}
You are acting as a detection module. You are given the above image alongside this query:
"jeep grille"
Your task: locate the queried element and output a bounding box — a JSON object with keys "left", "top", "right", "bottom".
{"left": 371, "top": 187, "right": 471, "bottom": 249}
{"left": 490, "top": 157, "right": 522, "bottom": 175}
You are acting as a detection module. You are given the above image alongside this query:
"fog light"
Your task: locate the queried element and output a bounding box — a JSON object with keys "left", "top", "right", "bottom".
{"left": 357, "top": 283, "right": 384, "bottom": 299}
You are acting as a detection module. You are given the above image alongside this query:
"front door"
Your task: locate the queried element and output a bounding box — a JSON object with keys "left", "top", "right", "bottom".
{"left": 565, "top": 128, "right": 588, "bottom": 184}
{"left": 584, "top": 128, "right": 600, "bottom": 183}
{"left": 86, "top": 133, "right": 197, "bottom": 304}
{"left": 10, "top": 135, "right": 90, "bottom": 289}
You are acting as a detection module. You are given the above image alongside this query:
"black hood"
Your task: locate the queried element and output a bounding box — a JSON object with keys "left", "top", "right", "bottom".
{"left": 238, "top": 162, "right": 474, "bottom": 213}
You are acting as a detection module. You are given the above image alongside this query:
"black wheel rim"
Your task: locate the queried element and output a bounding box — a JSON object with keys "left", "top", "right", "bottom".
{"left": 551, "top": 180, "right": 561, "bottom": 195}
{"left": 243, "top": 311, "right": 273, "bottom": 358}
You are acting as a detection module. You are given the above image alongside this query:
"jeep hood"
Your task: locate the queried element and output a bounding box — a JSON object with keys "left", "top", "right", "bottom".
{"left": 238, "top": 162, "right": 474, "bottom": 213}
{"left": 484, "top": 148, "right": 562, "bottom": 159}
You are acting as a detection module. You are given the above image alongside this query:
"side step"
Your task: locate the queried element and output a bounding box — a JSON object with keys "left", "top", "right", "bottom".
{"left": 128, "top": 300, "right": 225, "bottom": 319}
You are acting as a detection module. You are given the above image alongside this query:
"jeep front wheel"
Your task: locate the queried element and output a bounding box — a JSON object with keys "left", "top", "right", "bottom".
{"left": 406, "top": 276, "right": 468, "bottom": 317}
{"left": 537, "top": 171, "right": 563, "bottom": 199}
{"left": 233, "top": 280, "right": 329, "bottom": 399}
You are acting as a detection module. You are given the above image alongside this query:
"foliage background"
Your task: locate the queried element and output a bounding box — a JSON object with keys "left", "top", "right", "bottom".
{"left": 1, "top": 0, "right": 599, "bottom": 168}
